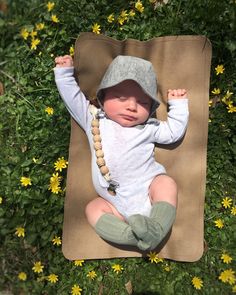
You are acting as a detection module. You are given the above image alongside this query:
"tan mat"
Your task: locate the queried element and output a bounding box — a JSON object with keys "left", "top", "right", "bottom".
{"left": 62, "top": 33, "right": 212, "bottom": 262}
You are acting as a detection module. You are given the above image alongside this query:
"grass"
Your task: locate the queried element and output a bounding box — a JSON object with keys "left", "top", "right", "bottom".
{"left": 0, "top": 0, "right": 235, "bottom": 294}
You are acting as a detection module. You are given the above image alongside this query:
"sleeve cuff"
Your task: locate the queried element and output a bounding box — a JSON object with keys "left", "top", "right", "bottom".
{"left": 53, "top": 67, "right": 75, "bottom": 79}
{"left": 168, "top": 98, "right": 188, "bottom": 106}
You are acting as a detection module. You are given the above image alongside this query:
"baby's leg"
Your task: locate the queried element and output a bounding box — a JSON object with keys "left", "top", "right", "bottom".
{"left": 149, "top": 174, "right": 177, "bottom": 206}
{"left": 85, "top": 197, "right": 124, "bottom": 226}
{"left": 128, "top": 175, "right": 177, "bottom": 250}
{"left": 85, "top": 197, "right": 149, "bottom": 248}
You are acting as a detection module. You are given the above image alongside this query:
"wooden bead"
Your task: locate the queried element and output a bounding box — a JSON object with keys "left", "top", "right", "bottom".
{"left": 91, "top": 119, "right": 99, "bottom": 127}
{"left": 96, "top": 157, "right": 105, "bottom": 167}
{"left": 95, "top": 150, "right": 104, "bottom": 157}
{"left": 93, "top": 134, "right": 102, "bottom": 142}
{"left": 100, "top": 165, "right": 109, "bottom": 175}
{"left": 90, "top": 116, "right": 113, "bottom": 184}
{"left": 94, "top": 142, "right": 102, "bottom": 150}
{"left": 107, "top": 188, "right": 116, "bottom": 196}
{"left": 92, "top": 127, "right": 100, "bottom": 135}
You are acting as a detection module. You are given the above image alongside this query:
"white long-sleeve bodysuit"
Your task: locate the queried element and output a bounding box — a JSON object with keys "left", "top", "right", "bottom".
{"left": 54, "top": 67, "right": 189, "bottom": 219}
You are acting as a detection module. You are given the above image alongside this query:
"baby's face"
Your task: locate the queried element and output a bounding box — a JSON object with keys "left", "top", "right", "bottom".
{"left": 103, "top": 80, "right": 152, "bottom": 127}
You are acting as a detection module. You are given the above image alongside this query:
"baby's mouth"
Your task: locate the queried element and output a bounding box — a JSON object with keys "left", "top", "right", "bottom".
{"left": 120, "top": 114, "right": 137, "bottom": 121}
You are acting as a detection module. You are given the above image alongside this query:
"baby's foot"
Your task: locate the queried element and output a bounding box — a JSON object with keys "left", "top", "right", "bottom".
{"left": 128, "top": 202, "right": 176, "bottom": 251}
{"left": 128, "top": 214, "right": 162, "bottom": 250}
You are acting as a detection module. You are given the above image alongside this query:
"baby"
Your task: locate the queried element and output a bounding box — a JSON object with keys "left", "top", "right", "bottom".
{"left": 54, "top": 54, "right": 189, "bottom": 251}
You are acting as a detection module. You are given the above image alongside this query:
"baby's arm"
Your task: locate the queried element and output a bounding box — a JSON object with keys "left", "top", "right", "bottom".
{"left": 153, "top": 89, "right": 189, "bottom": 144}
{"left": 54, "top": 55, "right": 90, "bottom": 129}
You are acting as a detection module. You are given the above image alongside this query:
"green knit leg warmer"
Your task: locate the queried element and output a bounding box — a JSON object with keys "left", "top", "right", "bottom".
{"left": 128, "top": 202, "right": 176, "bottom": 250}
{"left": 95, "top": 213, "right": 142, "bottom": 247}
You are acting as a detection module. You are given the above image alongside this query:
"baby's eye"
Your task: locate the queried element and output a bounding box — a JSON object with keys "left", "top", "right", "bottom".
{"left": 138, "top": 100, "right": 149, "bottom": 106}
{"left": 117, "top": 96, "right": 127, "bottom": 101}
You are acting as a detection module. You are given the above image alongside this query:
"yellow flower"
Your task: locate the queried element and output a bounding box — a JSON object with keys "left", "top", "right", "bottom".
{"left": 48, "top": 273, "right": 58, "bottom": 283}
{"left": 135, "top": 0, "right": 145, "bottom": 13}
{"left": 18, "top": 272, "right": 27, "bottom": 281}
{"left": 112, "top": 264, "right": 124, "bottom": 274}
{"left": 221, "top": 253, "right": 233, "bottom": 264}
{"left": 219, "top": 269, "right": 236, "bottom": 285}
{"left": 50, "top": 172, "right": 62, "bottom": 184}
{"left": 233, "top": 285, "right": 236, "bottom": 293}
{"left": 192, "top": 276, "right": 203, "bottom": 290}
{"left": 209, "top": 99, "right": 213, "bottom": 107}
{"left": 52, "top": 236, "right": 62, "bottom": 246}
{"left": 215, "top": 64, "right": 225, "bottom": 75}
{"left": 222, "top": 97, "right": 231, "bottom": 106}
{"left": 49, "top": 183, "right": 61, "bottom": 194}
{"left": 129, "top": 9, "right": 136, "bottom": 17}
{"left": 0, "top": 196, "right": 3, "bottom": 204}
{"left": 120, "top": 10, "right": 129, "bottom": 19}
{"left": 107, "top": 13, "right": 115, "bottom": 23}
{"left": 45, "top": 106, "right": 54, "bottom": 115}
{"left": 51, "top": 14, "right": 59, "bottom": 23}
{"left": 231, "top": 206, "right": 236, "bottom": 216}
{"left": 214, "top": 219, "right": 224, "bottom": 229}
{"left": 225, "top": 90, "right": 234, "bottom": 98}
{"left": 48, "top": 176, "right": 61, "bottom": 194}
{"left": 117, "top": 16, "right": 125, "bottom": 25}
{"left": 70, "top": 46, "right": 74, "bottom": 56}
{"left": 31, "top": 38, "right": 40, "bottom": 50}
{"left": 227, "top": 105, "right": 236, "bottom": 113}
{"left": 20, "top": 176, "right": 32, "bottom": 187}
{"left": 222, "top": 90, "right": 233, "bottom": 105}
{"left": 30, "top": 30, "right": 37, "bottom": 38}
{"left": 15, "top": 227, "right": 25, "bottom": 237}
{"left": 32, "top": 261, "right": 44, "bottom": 274}
{"left": 47, "top": 1, "right": 55, "bottom": 12}
{"left": 32, "top": 157, "right": 38, "bottom": 163}
{"left": 211, "top": 88, "right": 221, "bottom": 95}
{"left": 74, "top": 259, "right": 85, "bottom": 267}
{"left": 87, "top": 270, "right": 97, "bottom": 280}
{"left": 147, "top": 251, "right": 164, "bottom": 263}
{"left": 163, "top": 264, "right": 171, "bottom": 272}
{"left": 36, "top": 23, "right": 45, "bottom": 30}
{"left": 92, "top": 23, "right": 101, "bottom": 34}
{"left": 71, "top": 284, "right": 82, "bottom": 295}
{"left": 48, "top": 172, "right": 62, "bottom": 194}
{"left": 20, "top": 28, "right": 29, "bottom": 40}
{"left": 54, "top": 157, "right": 68, "bottom": 171}
{"left": 222, "top": 197, "right": 233, "bottom": 209}
{"left": 118, "top": 10, "right": 129, "bottom": 25}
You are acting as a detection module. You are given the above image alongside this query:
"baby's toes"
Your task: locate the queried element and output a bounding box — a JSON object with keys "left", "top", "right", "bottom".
{"left": 137, "top": 239, "right": 151, "bottom": 251}
{"left": 128, "top": 214, "right": 148, "bottom": 239}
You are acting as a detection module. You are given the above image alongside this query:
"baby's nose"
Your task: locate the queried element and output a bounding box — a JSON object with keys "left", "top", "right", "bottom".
{"left": 127, "top": 97, "right": 137, "bottom": 110}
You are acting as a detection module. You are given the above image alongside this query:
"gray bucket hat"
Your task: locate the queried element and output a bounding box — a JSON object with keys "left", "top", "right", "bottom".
{"left": 96, "top": 55, "right": 160, "bottom": 114}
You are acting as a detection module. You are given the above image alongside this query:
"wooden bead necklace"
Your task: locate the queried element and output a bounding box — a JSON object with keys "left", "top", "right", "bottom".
{"left": 89, "top": 105, "right": 119, "bottom": 196}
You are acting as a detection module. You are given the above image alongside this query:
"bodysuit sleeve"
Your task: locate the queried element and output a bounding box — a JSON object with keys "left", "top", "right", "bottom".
{"left": 54, "top": 67, "right": 90, "bottom": 130}
{"left": 153, "top": 99, "right": 189, "bottom": 144}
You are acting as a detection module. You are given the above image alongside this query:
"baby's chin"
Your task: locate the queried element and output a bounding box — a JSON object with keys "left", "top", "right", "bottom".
{"left": 119, "top": 122, "right": 137, "bottom": 127}
{"left": 114, "top": 118, "right": 142, "bottom": 127}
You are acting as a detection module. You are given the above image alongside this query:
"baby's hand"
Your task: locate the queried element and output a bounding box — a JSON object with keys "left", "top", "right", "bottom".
{"left": 168, "top": 89, "right": 187, "bottom": 100}
{"left": 55, "top": 55, "right": 73, "bottom": 67}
